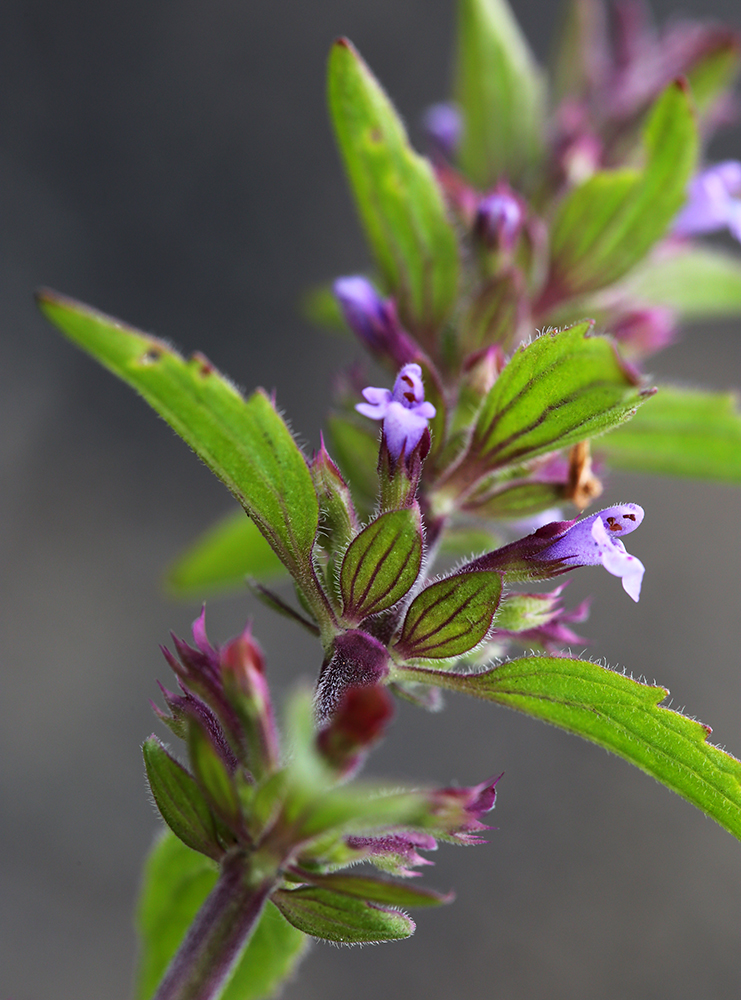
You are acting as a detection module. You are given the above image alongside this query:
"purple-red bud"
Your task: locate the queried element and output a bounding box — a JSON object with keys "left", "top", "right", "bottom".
{"left": 317, "top": 684, "right": 394, "bottom": 777}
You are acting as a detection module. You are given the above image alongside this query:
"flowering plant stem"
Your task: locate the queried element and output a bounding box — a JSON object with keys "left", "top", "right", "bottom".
{"left": 152, "top": 851, "right": 277, "bottom": 1000}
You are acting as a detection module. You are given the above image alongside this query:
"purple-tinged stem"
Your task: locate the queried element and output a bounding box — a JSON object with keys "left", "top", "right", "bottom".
{"left": 153, "top": 850, "right": 277, "bottom": 1000}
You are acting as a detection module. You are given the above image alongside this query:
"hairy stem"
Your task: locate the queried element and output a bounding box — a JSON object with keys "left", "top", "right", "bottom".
{"left": 153, "top": 850, "right": 278, "bottom": 1000}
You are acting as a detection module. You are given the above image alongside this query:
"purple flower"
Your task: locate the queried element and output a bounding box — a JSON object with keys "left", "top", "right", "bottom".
{"left": 421, "top": 101, "right": 462, "bottom": 160}
{"left": 475, "top": 189, "right": 524, "bottom": 252}
{"left": 356, "top": 363, "right": 436, "bottom": 461}
{"left": 333, "top": 276, "right": 418, "bottom": 367}
{"left": 465, "top": 504, "right": 646, "bottom": 601}
{"left": 673, "top": 162, "right": 741, "bottom": 243}
{"left": 538, "top": 504, "right": 646, "bottom": 602}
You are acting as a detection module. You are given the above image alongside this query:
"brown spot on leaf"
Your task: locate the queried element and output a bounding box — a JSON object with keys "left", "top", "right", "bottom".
{"left": 140, "top": 346, "right": 163, "bottom": 364}
{"left": 192, "top": 351, "right": 214, "bottom": 376}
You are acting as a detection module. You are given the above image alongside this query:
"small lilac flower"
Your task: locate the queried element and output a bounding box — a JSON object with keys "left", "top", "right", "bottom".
{"left": 475, "top": 189, "right": 524, "bottom": 252}
{"left": 356, "top": 363, "right": 436, "bottom": 461}
{"left": 421, "top": 101, "right": 462, "bottom": 160}
{"left": 333, "top": 276, "right": 417, "bottom": 367}
{"left": 538, "top": 504, "right": 646, "bottom": 602}
{"left": 465, "top": 504, "right": 646, "bottom": 600}
{"left": 673, "top": 162, "right": 741, "bottom": 243}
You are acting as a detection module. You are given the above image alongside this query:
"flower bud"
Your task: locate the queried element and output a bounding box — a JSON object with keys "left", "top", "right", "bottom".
{"left": 221, "top": 626, "right": 279, "bottom": 776}
{"left": 610, "top": 308, "right": 677, "bottom": 357}
{"left": 475, "top": 189, "right": 524, "bottom": 252}
{"left": 317, "top": 684, "right": 394, "bottom": 778}
{"left": 421, "top": 101, "right": 462, "bottom": 160}
{"left": 334, "top": 276, "right": 418, "bottom": 367}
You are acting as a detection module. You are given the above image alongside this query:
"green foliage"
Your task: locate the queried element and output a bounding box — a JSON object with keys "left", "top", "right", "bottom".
{"left": 328, "top": 39, "right": 459, "bottom": 333}
{"left": 394, "top": 570, "right": 503, "bottom": 660}
{"left": 36, "top": 292, "right": 323, "bottom": 608}
{"left": 599, "top": 386, "right": 741, "bottom": 482}
{"left": 468, "top": 321, "right": 650, "bottom": 471}
{"left": 464, "top": 479, "right": 565, "bottom": 518}
{"left": 167, "top": 510, "right": 288, "bottom": 598}
{"left": 273, "top": 885, "right": 415, "bottom": 943}
{"left": 685, "top": 33, "right": 741, "bottom": 118}
{"left": 187, "top": 720, "right": 240, "bottom": 828}
{"left": 297, "top": 871, "right": 451, "bottom": 907}
{"left": 142, "top": 737, "right": 222, "bottom": 860}
{"left": 454, "top": 0, "right": 545, "bottom": 188}
{"left": 395, "top": 657, "right": 741, "bottom": 840}
{"left": 622, "top": 246, "right": 741, "bottom": 319}
{"left": 547, "top": 82, "right": 698, "bottom": 299}
{"left": 339, "top": 507, "right": 422, "bottom": 621}
{"left": 135, "top": 831, "right": 307, "bottom": 1000}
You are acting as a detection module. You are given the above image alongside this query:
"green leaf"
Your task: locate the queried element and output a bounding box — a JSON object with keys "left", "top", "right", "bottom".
{"left": 461, "top": 269, "right": 526, "bottom": 354}
{"left": 599, "top": 386, "right": 741, "bottom": 483}
{"left": 328, "top": 39, "right": 459, "bottom": 333}
{"left": 463, "top": 479, "right": 565, "bottom": 519}
{"left": 547, "top": 81, "right": 697, "bottom": 299}
{"left": 621, "top": 246, "right": 741, "bottom": 319}
{"left": 273, "top": 885, "right": 415, "bottom": 943}
{"left": 394, "top": 657, "right": 741, "bottom": 841}
{"left": 685, "top": 32, "right": 741, "bottom": 119}
{"left": 339, "top": 507, "right": 422, "bottom": 622}
{"left": 37, "top": 292, "right": 326, "bottom": 607}
{"left": 466, "top": 321, "right": 650, "bottom": 472}
{"left": 142, "top": 737, "right": 221, "bottom": 860}
{"left": 551, "top": 0, "right": 605, "bottom": 104}
{"left": 394, "top": 570, "right": 503, "bottom": 660}
{"left": 454, "top": 0, "right": 545, "bottom": 188}
{"left": 167, "top": 510, "right": 288, "bottom": 598}
{"left": 135, "top": 831, "right": 306, "bottom": 1000}
{"left": 294, "top": 871, "right": 452, "bottom": 908}
{"left": 187, "top": 720, "right": 240, "bottom": 828}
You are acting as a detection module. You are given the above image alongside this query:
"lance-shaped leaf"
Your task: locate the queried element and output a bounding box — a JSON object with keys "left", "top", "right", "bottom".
{"left": 37, "top": 292, "right": 324, "bottom": 607}
{"left": 142, "top": 736, "right": 222, "bottom": 860}
{"left": 328, "top": 39, "right": 459, "bottom": 333}
{"left": 272, "top": 886, "right": 415, "bottom": 943}
{"left": 685, "top": 30, "right": 741, "bottom": 119}
{"left": 463, "top": 322, "right": 650, "bottom": 475}
{"left": 293, "top": 870, "right": 452, "bottom": 908}
{"left": 339, "top": 507, "right": 423, "bottom": 622}
{"left": 394, "top": 570, "right": 502, "bottom": 661}
{"left": 599, "top": 386, "right": 741, "bottom": 483}
{"left": 135, "top": 831, "right": 307, "bottom": 1000}
{"left": 167, "top": 510, "right": 288, "bottom": 598}
{"left": 393, "top": 657, "right": 741, "bottom": 841}
{"left": 187, "top": 719, "right": 241, "bottom": 830}
{"left": 454, "top": 0, "right": 545, "bottom": 188}
{"left": 463, "top": 479, "right": 565, "bottom": 519}
{"left": 621, "top": 246, "right": 741, "bottom": 319}
{"left": 461, "top": 269, "right": 527, "bottom": 354}
{"left": 545, "top": 81, "right": 697, "bottom": 301}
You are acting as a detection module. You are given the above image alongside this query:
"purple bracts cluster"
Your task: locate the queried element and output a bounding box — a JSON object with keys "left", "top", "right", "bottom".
{"left": 673, "top": 162, "right": 741, "bottom": 243}
{"left": 357, "top": 363, "right": 436, "bottom": 461}
{"left": 538, "top": 504, "right": 646, "bottom": 602}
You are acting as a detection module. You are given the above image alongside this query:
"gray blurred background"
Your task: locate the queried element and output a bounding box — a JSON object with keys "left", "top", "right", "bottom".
{"left": 1, "top": 1, "right": 740, "bottom": 997}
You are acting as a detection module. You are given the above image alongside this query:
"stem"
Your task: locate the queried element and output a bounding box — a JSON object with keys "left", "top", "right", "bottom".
{"left": 153, "top": 850, "right": 278, "bottom": 1000}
